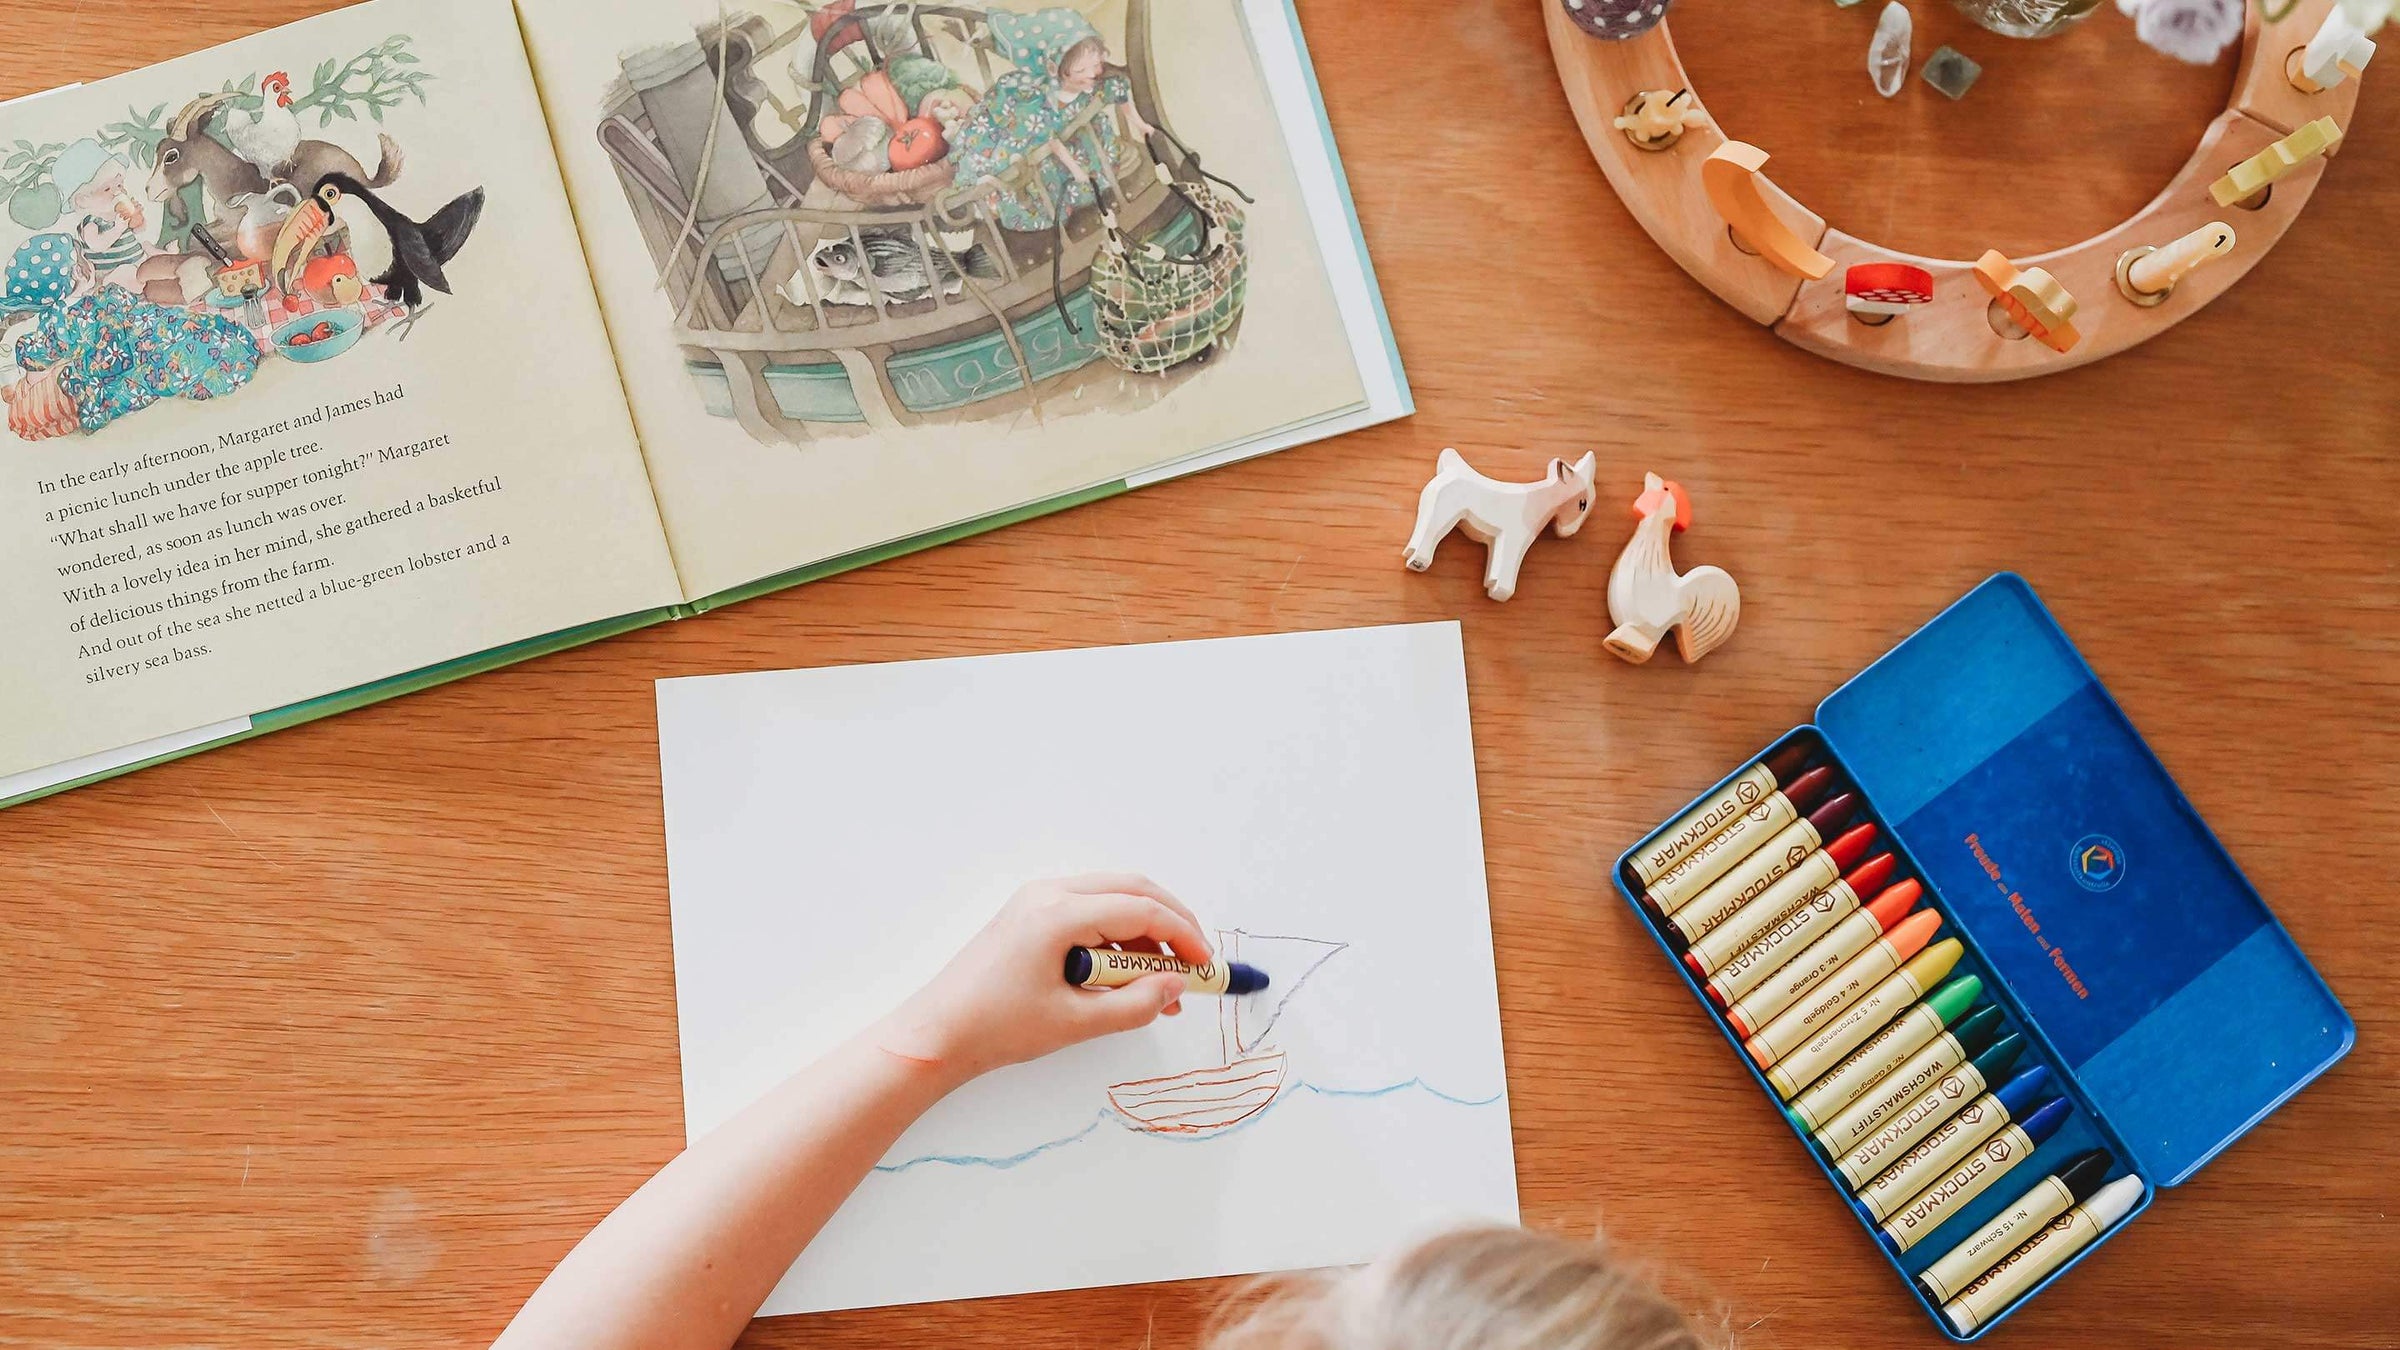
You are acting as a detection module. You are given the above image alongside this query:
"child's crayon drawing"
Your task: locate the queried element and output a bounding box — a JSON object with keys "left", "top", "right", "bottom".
{"left": 1103, "top": 930, "right": 1348, "bottom": 1137}
{"left": 873, "top": 1079, "right": 1506, "bottom": 1175}
{"left": 868, "top": 930, "right": 1502, "bottom": 1172}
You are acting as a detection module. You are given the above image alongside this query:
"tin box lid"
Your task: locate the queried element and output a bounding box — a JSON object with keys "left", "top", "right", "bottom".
{"left": 1816, "top": 573, "right": 2353, "bottom": 1187}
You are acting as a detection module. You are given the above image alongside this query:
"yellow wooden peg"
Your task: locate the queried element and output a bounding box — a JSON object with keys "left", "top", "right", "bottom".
{"left": 2210, "top": 116, "right": 2344, "bottom": 207}
{"left": 2116, "top": 221, "right": 2237, "bottom": 305}
{"left": 1614, "top": 89, "right": 1708, "bottom": 152}
{"left": 1973, "top": 250, "right": 2081, "bottom": 353}
{"left": 1701, "top": 142, "right": 1835, "bottom": 281}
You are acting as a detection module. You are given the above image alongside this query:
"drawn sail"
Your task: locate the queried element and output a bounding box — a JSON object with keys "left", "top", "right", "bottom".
{"left": 1105, "top": 931, "right": 1347, "bottom": 1138}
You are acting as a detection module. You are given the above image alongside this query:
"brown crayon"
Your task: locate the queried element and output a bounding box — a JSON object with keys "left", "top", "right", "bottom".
{"left": 1642, "top": 769, "right": 1839, "bottom": 916}
{"left": 1629, "top": 742, "right": 1812, "bottom": 887}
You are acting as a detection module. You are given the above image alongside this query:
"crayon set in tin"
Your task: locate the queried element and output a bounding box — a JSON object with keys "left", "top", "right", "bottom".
{"left": 1613, "top": 577, "right": 2351, "bottom": 1340}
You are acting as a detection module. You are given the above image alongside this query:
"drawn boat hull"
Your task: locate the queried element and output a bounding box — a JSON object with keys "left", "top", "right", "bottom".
{"left": 1105, "top": 1049, "right": 1287, "bottom": 1137}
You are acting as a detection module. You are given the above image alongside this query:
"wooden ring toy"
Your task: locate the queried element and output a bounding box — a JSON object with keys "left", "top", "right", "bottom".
{"left": 1543, "top": 0, "right": 2368, "bottom": 382}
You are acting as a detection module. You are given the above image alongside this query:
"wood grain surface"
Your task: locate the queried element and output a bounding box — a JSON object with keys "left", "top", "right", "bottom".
{"left": 4, "top": 2, "right": 2396, "bottom": 1347}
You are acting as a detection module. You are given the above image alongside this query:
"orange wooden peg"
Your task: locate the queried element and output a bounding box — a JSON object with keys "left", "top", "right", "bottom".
{"left": 1701, "top": 142, "right": 1835, "bottom": 281}
{"left": 1973, "top": 251, "right": 2082, "bottom": 353}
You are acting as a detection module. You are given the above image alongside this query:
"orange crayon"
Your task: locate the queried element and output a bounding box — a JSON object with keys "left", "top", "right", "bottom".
{"left": 1742, "top": 909, "right": 1941, "bottom": 1071}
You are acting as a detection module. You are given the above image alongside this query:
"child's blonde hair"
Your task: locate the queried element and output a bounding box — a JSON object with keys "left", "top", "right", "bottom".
{"left": 1206, "top": 1226, "right": 1722, "bottom": 1350}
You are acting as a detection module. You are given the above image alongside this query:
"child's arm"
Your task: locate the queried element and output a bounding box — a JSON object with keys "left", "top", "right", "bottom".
{"left": 489, "top": 874, "right": 1208, "bottom": 1350}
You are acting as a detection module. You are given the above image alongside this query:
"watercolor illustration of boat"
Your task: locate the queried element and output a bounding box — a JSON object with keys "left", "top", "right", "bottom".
{"left": 1105, "top": 931, "right": 1347, "bottom": 1138}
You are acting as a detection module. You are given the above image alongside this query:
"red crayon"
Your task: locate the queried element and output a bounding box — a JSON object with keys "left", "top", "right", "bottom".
{"left": 1744, "top": 906, "right": 1943, "bottom": 1070}
{"left": 1639, "top": 767, "right": 1841, "bottom": 918}
{"left": 1676, "top": 816, "right": 1876, "bottom": 970}
{"left": 1704, "top": 872, "right": 1918, "bottom": 1008}
{"left": 1718, "top": 854, "right": 1901, "bottom": 1038}
{"left": 1709, "top": 876, "right": 1922, "bottom": 1024}
{"left": 1657, "top": 793, "right": 1863, "bottom": 947}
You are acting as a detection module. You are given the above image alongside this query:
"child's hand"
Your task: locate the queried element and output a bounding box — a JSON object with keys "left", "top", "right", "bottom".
{"left": 875, "top": 874, "right": 1213, "bottom": 1086}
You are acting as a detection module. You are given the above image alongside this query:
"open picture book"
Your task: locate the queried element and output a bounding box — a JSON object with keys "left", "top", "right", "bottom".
{"left": 0, "top": 0, "right": 1408, "bottom": 806}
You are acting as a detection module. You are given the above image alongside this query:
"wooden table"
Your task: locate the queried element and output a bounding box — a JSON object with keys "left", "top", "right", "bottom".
{"left": 6, "top": 2, "right": 2395, "bottom": 1346}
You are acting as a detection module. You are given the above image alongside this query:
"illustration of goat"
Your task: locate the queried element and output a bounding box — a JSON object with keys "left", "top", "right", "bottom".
{"left": 147, "top": 90, "right": 404, "bottom": 217}
{"left": 1603, "top": 473, "right": 1741, "bottom": 665}
{"left": 1402, "top": 447, "right": 1597, "bottom": 602}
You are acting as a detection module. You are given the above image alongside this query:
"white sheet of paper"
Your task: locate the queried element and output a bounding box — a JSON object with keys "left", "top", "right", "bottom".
{"left": 656, "top": 622, "right": 1518, "bottom": 1315}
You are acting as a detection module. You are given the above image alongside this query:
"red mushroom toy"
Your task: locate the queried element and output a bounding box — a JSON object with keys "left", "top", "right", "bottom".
{"left": 1844, "top": 262, "right": 1935, "bottom": 326}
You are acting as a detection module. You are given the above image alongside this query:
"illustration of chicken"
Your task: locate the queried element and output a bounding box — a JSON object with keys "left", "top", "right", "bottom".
{"left": 226, "top": 71, "right": 304, "bottom": 177}
{"left": 1603, "top": 473, "right": 1741, "bottom": 665}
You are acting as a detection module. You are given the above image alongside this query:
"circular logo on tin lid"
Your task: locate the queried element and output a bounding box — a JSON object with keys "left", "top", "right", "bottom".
{"left": 2070, "top": 834, "right": 2126, "bottom": 892}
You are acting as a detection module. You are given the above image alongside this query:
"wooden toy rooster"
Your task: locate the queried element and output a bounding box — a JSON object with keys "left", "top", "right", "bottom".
{"left": 1605, "top": 473, "right": 1740, "bottom": 665}
{"left": 1403, "top": 447, "right": 1598, "bottom": 602}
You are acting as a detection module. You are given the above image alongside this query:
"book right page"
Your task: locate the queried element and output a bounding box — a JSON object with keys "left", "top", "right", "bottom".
{"left": 517, "top": 0, "right": 1378, "bottom": 601}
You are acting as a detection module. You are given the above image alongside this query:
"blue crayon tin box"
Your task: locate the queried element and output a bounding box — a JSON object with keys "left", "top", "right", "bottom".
{"left": 1611, "top": 574, "right": 2354, "bottom": 1340}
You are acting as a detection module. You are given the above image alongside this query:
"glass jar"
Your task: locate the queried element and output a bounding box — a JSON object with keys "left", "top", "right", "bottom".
{"left": 1950, "top": 0, "right": 2105, "bottom": 37}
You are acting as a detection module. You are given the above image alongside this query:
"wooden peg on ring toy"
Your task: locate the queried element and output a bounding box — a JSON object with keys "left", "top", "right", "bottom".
{"left": 1403, "top": 447, "right": 1598, "bottom": 602}
{"left": 1973, "top": 250, "right": 2081, "bottom": 353}
{"left": 1844, "top": 262, "right": 1935, "bottom": 325}
{"left": 2116, "top": 221, "right": 2236, "bottom": 305}
{"left": 1605, "top": 473, "right": 1740, "bottom": 666}
{"left": 1614, "top": 88, "right": 1708, "bottom": 151}
{"left": 1702, "top": 142, "right": 1836, "bottom": 281}
{"left": 2210, "top": 116, "right": 2344, "bottom": 207}
{"left": 2288, "top": 6, "right": 2376, "bottom": 93}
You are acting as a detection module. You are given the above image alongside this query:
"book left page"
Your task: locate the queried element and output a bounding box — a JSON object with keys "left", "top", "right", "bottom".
{"left": 0, "top": 0, "right": 681, "bottom": 783}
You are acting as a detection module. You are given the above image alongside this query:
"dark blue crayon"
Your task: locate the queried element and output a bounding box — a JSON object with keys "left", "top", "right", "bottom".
{"left": 1869, "top": 1097, "right": 2073, "bottom": 1253}
{"left": 1852, "top": 1067, "right": 2058, "bottom": 1223}
{"left": 1065, "top": 946, "right": 1268, "bottom": 994}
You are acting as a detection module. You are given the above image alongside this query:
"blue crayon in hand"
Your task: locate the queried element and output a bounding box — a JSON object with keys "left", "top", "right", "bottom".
{"left": 1065, "top": 946, "right": 1269, "bottom": 995}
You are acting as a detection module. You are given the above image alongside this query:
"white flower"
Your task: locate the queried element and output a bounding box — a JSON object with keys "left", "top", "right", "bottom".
{"left": 2337, "top": 0, "right": 2392, "bottom": 32}
{"left": 2125, "top": 0, "right": 2244, "bottom": 63}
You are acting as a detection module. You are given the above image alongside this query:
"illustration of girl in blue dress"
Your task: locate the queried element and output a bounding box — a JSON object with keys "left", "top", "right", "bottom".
{"left": 948, "top": 7, "right": 1155, "bottom": 232}
{"left": 2, "top": 233, "right": 261, "bottom": 442}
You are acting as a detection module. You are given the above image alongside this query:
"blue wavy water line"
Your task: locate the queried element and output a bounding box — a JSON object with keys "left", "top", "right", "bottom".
{"left": 1297, "top": 1078, "right": 1503, "bottom": 1108}
{"left": 872, "top": 1077, "right": 1503, "bottom": 1175}
{"left": 871, "top": 1112, "right": 1114, "bottom": 1175}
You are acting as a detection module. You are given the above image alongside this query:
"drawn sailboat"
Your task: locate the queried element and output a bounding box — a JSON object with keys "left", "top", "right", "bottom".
{"left": 1105, "top": 931, "right": 1348, "bottom": 1138}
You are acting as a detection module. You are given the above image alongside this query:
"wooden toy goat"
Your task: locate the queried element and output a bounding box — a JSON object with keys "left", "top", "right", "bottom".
{"left": 1403, "top": 448, "right": 1598, "bottom": 601}
{"left": 1605, "top": 473, "right": 1741, "bottom": 665}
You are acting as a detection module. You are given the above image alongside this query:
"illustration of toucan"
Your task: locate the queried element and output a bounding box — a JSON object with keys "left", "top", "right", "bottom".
{"left": 316, "top": 171, "right": 485, "bottom": 310}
